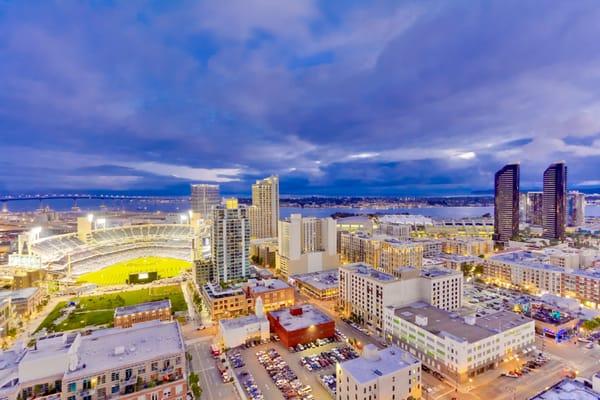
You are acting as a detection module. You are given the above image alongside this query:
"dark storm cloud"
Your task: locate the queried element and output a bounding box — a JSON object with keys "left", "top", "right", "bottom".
{"left": 1, "top": 0, "right": 600, "bottom": 195}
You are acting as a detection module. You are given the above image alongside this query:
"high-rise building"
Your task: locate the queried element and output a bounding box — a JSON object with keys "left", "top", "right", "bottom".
{"left": 277, "top": 214, "right": 338, "bottom": 276}
{"left": 567, "top": 191, "right": 586, "bottom": 227}
{"left": 543, "top": 162, "right": 567, "bottom": 240}
{"left": 493, "top": 163, "right": 520, "bottom": 244}
{"left": 250, "top": 175, "right": 279, "bottom": 239}
{"left": 526, "top": 191, "right": 543, "bottom": 225}
{"left": 191, "top": 184, "right": 220, "bottom": 218}
{"left": 211, "top": 198, "right": 250, "bottom": 283}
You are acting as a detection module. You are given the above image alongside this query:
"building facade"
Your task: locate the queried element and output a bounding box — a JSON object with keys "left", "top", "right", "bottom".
{"left": 211, "top": 199, "right": 250, "bottom": 283}
{"left": 526, "top": 192, "right": 543, "bottom": 226}
{"left": 494, "top": 163, "right": 520, "bottom": 244}
{"left": 336, "top": 345, "right": 421, "bottom": 400}
{"left": 543, "top": 162, "right": 567, "bottom": 240}
{"left": 567, "top": 191, "right": 586, "bottom": 227}
{"left": 250, "top": 176, "right": 279, "bottom": 239}
{"left": 113, "top": 300, "right": 172, "bottom": 328}
{"left": 277, "top": 214, "right": 338, "bottom": 277}
{"left": 190, "top": 184, "right": 220, "bottom": 218}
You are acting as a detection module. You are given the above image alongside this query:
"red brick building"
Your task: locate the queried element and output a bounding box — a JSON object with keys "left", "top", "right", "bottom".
{"left": 267, "top": 304, "right": 335, "bottom": 347}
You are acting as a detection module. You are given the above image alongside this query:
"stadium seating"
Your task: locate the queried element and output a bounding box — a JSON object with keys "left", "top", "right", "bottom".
{"left": 31, "top": 224, "right": 194, "bottom": 276}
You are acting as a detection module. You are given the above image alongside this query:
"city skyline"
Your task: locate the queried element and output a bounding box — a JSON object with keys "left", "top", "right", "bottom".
{"left": 2, "top": 2, "right": 600, "bottom": 196}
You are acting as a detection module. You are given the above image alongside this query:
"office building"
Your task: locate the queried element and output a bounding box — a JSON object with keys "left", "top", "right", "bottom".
{"left": 384, "top": 302, "right": 535, "bottom": 383}
{"left": 289, "top": 270, "right": 339, "bottom": 300}
{"left": 250, "top": 175, "right": 279, "bottom": 239}
{"left": 277, "top": 214, "right": 338, "bottom": 277}
{"left": 567, "top": 191, "right": 586, "bottom": 227}
{"left": 339, "top": 232, "right": 423, "bottom": 276}
{"left": 211, "top": 198, "right": 250, "bottom": 283}
{"left": 113, "top": 300, "right": 172, "bottom": 328}
{"left": 267, "top": 304, "right": 335, "bottom": 348}
{"left": 494, "top": 163, "right": 520, "bottom": 244}
{"left": 336, "top": 344, "right": 421, "bottom": 400}
{"left": 543, "top": 161, "right": 567, "bottom": 240}
{"left": 526, "top": 192, "right": 543, "bottom": 226}
{"left": 243, "top": 278, "right": 295, "bottom": 313}
{"left": 190, "top": 184, "right": 220, "bottom": 218}
{"left": 442, "top": 238, "right": 493, "bottom": 257}
{"left": 7, "top": 320, "right": 186, "bottom": 400}
{"left": 339, "top": 263, "right": 463, "bottom": 333}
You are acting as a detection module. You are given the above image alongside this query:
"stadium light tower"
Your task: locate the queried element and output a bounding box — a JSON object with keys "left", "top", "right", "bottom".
{"left": 180, "top": 214, "right": 189, "bottom": 224}
{"left": 30, "top": 226, "right": 42, "bottom": 242}
{"left": 87, "top": 213, "right": 94, "bottom": 223}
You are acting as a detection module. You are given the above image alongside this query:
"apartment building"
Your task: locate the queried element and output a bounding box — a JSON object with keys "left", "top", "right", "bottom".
{"left": 336, "top": 344, "right": 421, "bottom": 400}
{"left": 339, "top": 263, "right": 462, "bottom": 333}
{"left": 375, "top": 222, "right": 411, "bottom": 240}
{"left": 561, "top": 269, "right": 600, "bottom": 309}
{"left": 339, "top": 232, "right": 423, "bottom": 276}
{"left": 411, "top": 239, "right": 443, "bottom": 257}
{"left": 483, "top": 252, "right": 563, "bottom": 294}
{"left": 442, "top": 238, "right": 493, "bottom": 257}
{"left": 0, "top": 287, "right": 44, "bottom": 317}
{"left": 249, "top": 175, "right": 279, "bottom": 239}
{"left": 211, "top": 198, "right": 250, "bottom": 283}
{"left": 384, "top": 303, "right": 535, "bottom": 383}
{"left": 277, "top": 214, "right": 338, "bottom": 277}
{"left": 0, "top": 298, "right": 14, "bottom": 337}
{"left": 3, "top": 320, "right": 186, "bottom": 400}
{"left": 289, "top": 270, "right": 339, "bottom": 300}
{"left": 113, "top": 300, "right": 172, "bottom": 328}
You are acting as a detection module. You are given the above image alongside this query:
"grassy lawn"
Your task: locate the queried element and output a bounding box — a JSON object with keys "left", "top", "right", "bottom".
{"left": 36, "top": 285, "right": 186, "bottom": 333}
{"left": 76, "top": 256, "right": 191, "bottom": 286}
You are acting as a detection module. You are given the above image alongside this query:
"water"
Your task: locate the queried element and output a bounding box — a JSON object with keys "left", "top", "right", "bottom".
{"left": 4, "top": 199, "right": 600, "bottom": 220}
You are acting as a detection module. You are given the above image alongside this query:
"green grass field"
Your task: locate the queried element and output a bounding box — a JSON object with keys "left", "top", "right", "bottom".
{"left": 76, "top": 256, "right": 191, "bottom": 286}
{"left": 36, "top": 285, "right": 187, "bottom": 333}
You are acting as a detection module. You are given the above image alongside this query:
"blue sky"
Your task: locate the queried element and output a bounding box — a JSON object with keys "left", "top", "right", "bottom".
{"left": 1, "top": 0, "right": 600, "bottom": 196}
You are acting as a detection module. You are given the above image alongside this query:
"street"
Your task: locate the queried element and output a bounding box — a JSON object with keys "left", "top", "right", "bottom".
{"left": 186, "top": 338, "right": 238, "bottom": 400}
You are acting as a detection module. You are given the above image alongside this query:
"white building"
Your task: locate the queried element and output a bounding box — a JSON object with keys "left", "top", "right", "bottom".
{"left": 376, "top": 222, "right": 411, "bottom": 240}
{"left": 218, "top": 298, "right": 270, "bottom": 349}
{"left": 277, "top": 214, "right": 338, "bottom": 277}
{"left": 336, "top": 344, "right": 421, "bottom": 400}
{"left": 384, "top": 302, "right": 535, "bottom": 383}
{"left": 250, "top": 175, "right": 279, "bottom": 239}
{"left": 339, "top": 263, "right": 463, "bottom": 333}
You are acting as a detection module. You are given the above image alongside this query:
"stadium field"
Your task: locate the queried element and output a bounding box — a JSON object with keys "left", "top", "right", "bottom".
{"left": 76, "top": 256, "right": 191, "bottom": 286}
{"left": 36, "top": 285, "right": 187, "bottom": 333}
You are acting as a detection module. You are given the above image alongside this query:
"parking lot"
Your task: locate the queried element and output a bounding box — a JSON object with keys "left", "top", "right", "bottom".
{"left": 227, "top": 331, "right": 372, "bottom": 400}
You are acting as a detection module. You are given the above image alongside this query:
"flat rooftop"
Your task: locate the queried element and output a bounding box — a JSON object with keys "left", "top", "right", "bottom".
{"left": 114, "top": 299, "right": 171, "bottom": 317}
{"left": 0, "top": 287, "right": 39, "bottom": 301}
{"left": 66, "top": 320, "right": 184, "bottom": 379}
{"left": 220, "top": 314, "right": 268, "bottom": 330}
{"left": 246, "top": 278, "right": 291, "bottom": 294}
{"left": 291, "top": 270, "right": 339, "bottom": 290}
{"left": 529, "top": 378, "right": 599, "bottom": 400}
{"left": 341, "top": 263, "right": 397, "bottom": 282}
{"left": 341, "top": 345, "right": 419, "bottom": 384}
{"left": 268, "top": 304, "right": 333, "bottom": 332}
{"left": 420, "top": 266, "right": 461, "bottom": 279}
{"left": 202, "top": 282, "right": 245, "bottom": 299}
{"left": 394, "top": 302, "right": 532, "bottom": 343}
{"left": 489, "top": 251, "right": 563, "bottom": 272}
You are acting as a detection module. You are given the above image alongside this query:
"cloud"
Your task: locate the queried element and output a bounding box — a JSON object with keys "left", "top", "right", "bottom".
{"left": 1, "top": 1, "right": 600, "bottom": 195}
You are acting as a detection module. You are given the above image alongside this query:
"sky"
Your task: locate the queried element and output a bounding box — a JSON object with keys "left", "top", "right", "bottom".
{"left": 1, "top": 0, "right": 600, "bottom": 196}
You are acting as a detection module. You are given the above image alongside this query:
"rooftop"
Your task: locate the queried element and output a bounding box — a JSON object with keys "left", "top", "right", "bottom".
{"left": 291, "top": 270, "right": 339, "bottom": 290}
{"left": 489, "top": 251, "right": 563, "bottom": 272}
{"left": 246, "top": 278, "right": 291, "bottom": 294}
{"left": 66, "top": 320, "right": 184, "bottom": 379}
{"left": 268, "top": 304, "right": 333, "bottom": 332}
{"left": 114, "top": 299, "right": 171, "bottom": 317}
{"left": 341, "top": 345, "right": 420, "bottom": 384}
{"left": 529, "top": 378, "right": 599, "bottom": 400}
{"left": 341, "top": 263, "right": 396, "bottom": 282}
{"left": 394, "top": 302, "right": 532, "bottom": 343}
{"left": 420, "top": 266, "right": 461, "bottom": 279}
{"left": 220, "top": 314, "right": 268, "bottom": 330}
{"left": 0, "top": 287, "right": 39, "bottom": 301}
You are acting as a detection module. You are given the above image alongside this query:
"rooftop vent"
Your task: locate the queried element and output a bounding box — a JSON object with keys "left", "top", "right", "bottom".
{"left": 114, "top": 346, "right": 125, "bottom": 356}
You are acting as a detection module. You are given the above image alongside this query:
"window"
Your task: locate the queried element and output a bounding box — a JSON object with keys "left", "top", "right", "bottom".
{"left": 111, "top": 385, "right": 120, "bottom": 394}
{"left": 111, "top": 372, "right": 120, "bottom": 382}
{"left": 68, "top": 382, "right": 77, "bottom": 392}
{"left": 151, "top": 393, "right": 159, "bottom": 400}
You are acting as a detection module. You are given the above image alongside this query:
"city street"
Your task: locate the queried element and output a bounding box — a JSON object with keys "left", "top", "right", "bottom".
{"left": 186, "top": 338, "right": 238, "bottom": 400}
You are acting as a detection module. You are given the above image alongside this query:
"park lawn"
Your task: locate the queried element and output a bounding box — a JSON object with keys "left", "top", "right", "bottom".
{"left": 76, "top": 256, "right": 191, "bottom": 286}
{"left": 35, "top": 285, "right": 186, "bottom": 333}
